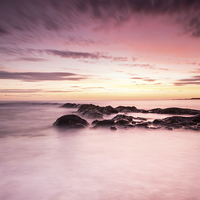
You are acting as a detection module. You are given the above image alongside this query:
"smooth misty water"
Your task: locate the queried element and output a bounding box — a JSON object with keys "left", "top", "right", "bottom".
{"left": 0, "top": 100, "right": 200, "bottom": 200}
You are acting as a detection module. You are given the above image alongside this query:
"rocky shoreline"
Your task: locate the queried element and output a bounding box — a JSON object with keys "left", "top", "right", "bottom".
{"left": 53, "top": 103, "right": 200, "bottom": 131}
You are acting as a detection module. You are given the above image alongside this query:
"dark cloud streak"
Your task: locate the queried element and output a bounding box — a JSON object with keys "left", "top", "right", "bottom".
{"left": 0, "top": 71, "right": 87, "bottom": 82}
{"left": 1, "top": 0, "right": 200, "bottom": 38}
{"left": 174, "top": 75, "right": 200, "bottom": 86}
{"left": 45, "top": 49, "right": 128, "bottom": 62}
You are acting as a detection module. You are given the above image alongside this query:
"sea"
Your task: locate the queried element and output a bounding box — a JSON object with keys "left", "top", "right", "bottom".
{"left": 0, "top": 100, "right": 200, "bottom": 200}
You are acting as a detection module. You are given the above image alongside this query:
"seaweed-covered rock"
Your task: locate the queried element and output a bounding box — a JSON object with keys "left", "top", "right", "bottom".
{"left": 53, "top": 115, "right": 88, "bottom": 128}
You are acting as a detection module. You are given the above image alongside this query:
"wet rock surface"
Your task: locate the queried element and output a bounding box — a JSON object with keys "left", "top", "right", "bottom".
{"left": 149, "top": 107, "right": 200, "bottom": 115}
{"left": 61, "top": 103, "right": 80, "bottom": 108}
{"left": 153, "top": 115, "right": 200, "bottom": 130}
{"left": 115, "top": 106, "right": 137, "bottom": 113}
{"left": 77, "top": 104, "right": 118, "bottom": 118}
{"left": 57, "top": 103, "right": 200, "bottom": 131}
{"left": 53, "top": 115, "right": 89, "bottom": 128}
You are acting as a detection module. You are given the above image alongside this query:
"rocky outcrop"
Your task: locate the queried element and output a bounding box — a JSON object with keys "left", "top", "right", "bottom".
{"left": 94, "top": 120, "right": 115, "bottom": 127}
{"left": 112, "top": 114, "right": 134, "bottom": 122}
{"left": 153, "top": 114, "right": 200, "bottom": 130}
{"left": 61, "top": 103, "right": 80, "bottom": 108}
{"left": 115, "top": 106, "right": 137, "bottom": 113}
{"left": 78, "top": 104, "right": 118, "bottom": 118}
{"left": 80, "top": 110, "right": 103, "bottom": 119}
{"left": 149, "top": 107, "right": 200, "bottom": 115}
{"left": 58, "top": 102, "right": 200, "bottom": 131}
{"left": 53, "top": 114, "right": 89, "bottom": 128}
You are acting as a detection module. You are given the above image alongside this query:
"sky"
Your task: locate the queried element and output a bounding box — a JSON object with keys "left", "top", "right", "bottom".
{"left": 1, "top": 0, "right": 200, "bottom": 101}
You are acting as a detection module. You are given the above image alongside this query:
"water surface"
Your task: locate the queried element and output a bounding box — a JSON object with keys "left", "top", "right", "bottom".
{"left": 0, "top": 100, "right": 200, "bottom": 200}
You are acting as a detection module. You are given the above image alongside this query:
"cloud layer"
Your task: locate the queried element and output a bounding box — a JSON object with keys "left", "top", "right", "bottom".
{"left": 174, "top": 75, "right": 200, "bottom": 86}
{"left": 1, "top": 0, "right": 200, "bottom": 38}
{"left": 0, "top": 71, "right": 87, "bottom": 82}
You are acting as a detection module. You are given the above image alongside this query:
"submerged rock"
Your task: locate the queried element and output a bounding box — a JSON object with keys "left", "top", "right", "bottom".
{"left": 53, "top": 114, "right": 89, "bottom": 128}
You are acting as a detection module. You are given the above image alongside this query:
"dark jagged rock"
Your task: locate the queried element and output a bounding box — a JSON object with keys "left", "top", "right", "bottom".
{"left": 53, "top": 114, "right": 89, "bottom": 128}
{"left": 78, "top": 104, "right": 118, "bottom": 117}
{"left": 61, "top": 103, "right": 80, "bottom": 108}
{"left": 78, "top": 104, "right": 97, "bottom": 113}
{"left": 94, "top": 120, "right": 115, "bottom": 127}
{"left": 115, "top": 106, "right": 137, "bottom": 113}
{"left": 99, "top": 105, "right": 118, "bottom": 115}
{"left": 136, "top": 109, "right": 149, "bottom": 113}
{"left": 80, "top": 110, "right": 103, "bottom": 119}
{"left": 152, "top": 114, "right": 200, "bottom": 130}
{"left": 149, "top": 107, "right": 200, "bottom": 115}
{"left": 112, "top": 114, "right": 134, "bottom": 122}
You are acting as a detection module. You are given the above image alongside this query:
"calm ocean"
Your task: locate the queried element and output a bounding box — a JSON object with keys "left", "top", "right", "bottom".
{"left": 0, "top": 100, "right": 200, "bottom": 200}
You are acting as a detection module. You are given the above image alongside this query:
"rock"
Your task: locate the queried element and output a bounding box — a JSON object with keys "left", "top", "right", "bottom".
{"left": 95, "top": 120, "right": 115, "bottom": 127}
{"left": 91, "top": 120, "right": 99, "bottom": 125}
{"left": 53, "top": 115, "right": 89, "bottom": 128}
{"left": 153, "top": 119, "right": 163, "bottom": 125}
{"left": 137, "top": 109, "right": 149, "bottom": 113}
{"left": 116, "top": 119, "right": 130, "bottom": 125}
{"left": 78, "top": 104, "right": 118, "bottom": 117}
{"left": 152, "top": 114, "right": 200, "bottom": 130}
{"left": 99, "top": 105, "right": 118, "bottom": 115}
{"left": 78, "top": 104, "right": 97, "bottom": 113}
{"left": 112, "top": 114, "right": 134, "bottom": 122}
{"left": 149, "top": 107, "right": 200, "bottom": 115}
{"left": 135, "top": 122, "right": 149, "bottom": 128}
{"left": 110, "top": 126, "right": 117, "bottom": 131}
{"left": 61, "top": 103, "right": 80, "bottom": 108}
{"left": 115, "top": 106, "right": 137, "bottom": 113}
{"left": 80, "top": 110, "right": 103, "bottom": 119}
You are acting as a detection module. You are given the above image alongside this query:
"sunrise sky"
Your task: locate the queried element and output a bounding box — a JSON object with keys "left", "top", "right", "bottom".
{"left": 0, "top": 0, "right": 200, "bottom": 101}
